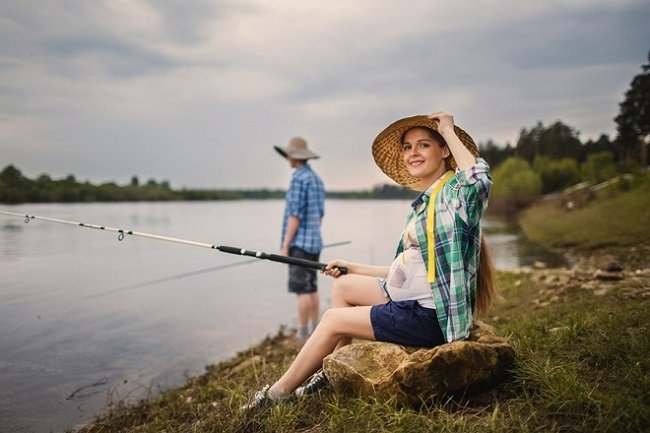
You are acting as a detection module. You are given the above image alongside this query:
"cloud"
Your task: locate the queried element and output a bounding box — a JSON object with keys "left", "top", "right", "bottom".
{"left": 0, "top": 0, "right": 648, "bottom": 190}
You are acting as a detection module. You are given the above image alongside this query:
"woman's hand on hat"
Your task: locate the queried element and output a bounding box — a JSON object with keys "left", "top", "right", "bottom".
{"left": 323, "top": 259, "right": 349, "bottom": 278}
{"left": 428, "top": 111, "right": 455, "bottom": 134}
{"left": 430, "top": 110, "right": 477, "bottom": 169}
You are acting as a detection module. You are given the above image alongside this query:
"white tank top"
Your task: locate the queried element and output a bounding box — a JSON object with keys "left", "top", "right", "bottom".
{"left": 383, "top": 218, "right": 435, "bottom": 308}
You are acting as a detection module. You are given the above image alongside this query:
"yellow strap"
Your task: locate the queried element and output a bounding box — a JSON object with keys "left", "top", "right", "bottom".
{"left": 426, "top": 171, "right": 454, "bottom": 283}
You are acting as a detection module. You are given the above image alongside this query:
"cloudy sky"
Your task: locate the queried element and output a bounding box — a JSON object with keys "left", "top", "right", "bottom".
{"left": 1, "top": 1, "right": 648, "bottom": 190}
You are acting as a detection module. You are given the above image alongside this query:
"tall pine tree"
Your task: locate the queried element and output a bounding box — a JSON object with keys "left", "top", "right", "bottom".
{"left": 615, "top": 52, "right": 650, "bottom": 166}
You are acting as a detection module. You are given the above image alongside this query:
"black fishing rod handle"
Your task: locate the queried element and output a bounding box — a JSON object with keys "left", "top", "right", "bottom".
{"left": 265, "top": 252, "right": 348, "bottom": 275}
{"left": 217, "top": 245, "right": 347, "bottom": 274}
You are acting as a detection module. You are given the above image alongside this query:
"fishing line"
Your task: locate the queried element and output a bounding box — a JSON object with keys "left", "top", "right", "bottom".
{"left": 87, "top": 240, "right": 351, "bottom": 299}
{"left": 0, "top": 210, "right": 349, "bottom": 281}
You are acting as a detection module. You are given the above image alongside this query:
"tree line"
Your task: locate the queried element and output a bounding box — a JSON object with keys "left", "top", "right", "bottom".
{"left": 473, "top": 52, "right": 649, "bottom": 210}
{"left": 0, "top": 164, "right": 418, "bottom": 204}
{"left": 1, "top": 53, "right": 648, "bottom": 205}
{"left": 0, "top": 166, "right": 288, "bottom": 203}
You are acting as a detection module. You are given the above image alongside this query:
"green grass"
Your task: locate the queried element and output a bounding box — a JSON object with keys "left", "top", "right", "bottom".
{"left": 492, "top": 271, "right": 649, "bottom": 433}
{"left": 76, "top": 179, "right": 650, "bottom": 433}
{"left": 519, "top": 173, "right": 650, "bottom": 268}
{"left": 77, "top": 275, "right": 650, "bottom": 433}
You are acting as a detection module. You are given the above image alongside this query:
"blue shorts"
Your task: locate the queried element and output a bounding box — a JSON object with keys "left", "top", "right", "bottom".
{"left": 370, "top": 300, "right": 445, "bottom": 348}
{"left": 287, "top": 247, "right": 319, "bottom": 294}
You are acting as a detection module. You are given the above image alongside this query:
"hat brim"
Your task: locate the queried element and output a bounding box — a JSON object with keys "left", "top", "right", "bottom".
{"left": 274, "top": 146, "right": 319, "bottom": 160}
{"left": 372, "top": 115, "right": 478, "bottom": 191}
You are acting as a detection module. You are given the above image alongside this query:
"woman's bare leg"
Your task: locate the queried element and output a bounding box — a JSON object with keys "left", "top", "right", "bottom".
{"left": 331, "top": 274, "right": 387, "bottom": 308}
{"left": 274, "top": 305, "right": 376, "bottom": 393}
{"left": 330, "top": 274, "right": 387, "bottom": 349}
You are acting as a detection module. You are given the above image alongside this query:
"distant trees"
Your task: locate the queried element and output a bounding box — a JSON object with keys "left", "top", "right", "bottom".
{"left": 0, "top": 166, "right": 241, "bottom": 204}
{"left": 615, "top": 52, "right": 650, "bottom": 166}
{"left": 479, "top": 120, "right": 608, "bottom": 168}
{"left": 516, "top": 121, "right": 583, "bottom": 162}
{"left": 478, "top": 52, "right": 649, "bottom": 209}
{"left": 0, "top": 164, "right": 25, "bottom": 186}
{"left": 479, "top": 140, "right": 515, "bottom": 168}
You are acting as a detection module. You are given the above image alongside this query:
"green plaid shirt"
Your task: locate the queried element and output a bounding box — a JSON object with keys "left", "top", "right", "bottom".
{"left": 396, "top": 158, "right": 492, "bottom": 342}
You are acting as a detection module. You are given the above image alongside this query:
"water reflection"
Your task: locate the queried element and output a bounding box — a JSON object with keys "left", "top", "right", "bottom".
{"left": 483, "top": 214, "right": 569, "bottom": 269}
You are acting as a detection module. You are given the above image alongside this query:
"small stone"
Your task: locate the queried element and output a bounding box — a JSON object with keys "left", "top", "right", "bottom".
{"left": 594, "top": 270, "right": 624, "bottom": 281}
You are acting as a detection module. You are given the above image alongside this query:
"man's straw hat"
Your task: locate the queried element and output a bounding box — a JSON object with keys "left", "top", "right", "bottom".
{"left": 372, "top": 115, "right": 478, "bottom": 190}
{"left": 274, "top": 137, "right": 320, "bottom": 160}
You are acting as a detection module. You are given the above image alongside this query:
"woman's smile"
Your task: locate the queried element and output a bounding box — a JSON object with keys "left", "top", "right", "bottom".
{"left": 401, "top": 127, "right": 450, "bottom": 185}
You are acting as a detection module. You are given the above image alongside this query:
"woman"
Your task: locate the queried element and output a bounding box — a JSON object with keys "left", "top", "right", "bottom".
{"left": 243, "top": 111, "right": 498, "bottom": 409}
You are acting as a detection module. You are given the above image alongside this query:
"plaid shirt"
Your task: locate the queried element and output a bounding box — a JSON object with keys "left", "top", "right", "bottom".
{"left": 396, "top": 158, "right": 492, "bottom": 342}
{"left": 282, "top": 164, "right": 325, "bottom": 254}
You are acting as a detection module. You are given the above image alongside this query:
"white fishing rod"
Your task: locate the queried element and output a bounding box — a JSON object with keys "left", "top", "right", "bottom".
{"left": 0, "top": 210, "right": 349, "bottom": 274}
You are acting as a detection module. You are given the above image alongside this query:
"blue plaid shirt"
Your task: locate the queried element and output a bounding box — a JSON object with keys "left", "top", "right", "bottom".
{"left": 281, "top": 164, "right": 325, "bottom": 254}
{"left": 396, "top": 158, "right": 492, "bottom": 342}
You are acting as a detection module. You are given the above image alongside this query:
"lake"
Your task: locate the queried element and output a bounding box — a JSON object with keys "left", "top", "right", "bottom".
{"left": 0, "top": 200, "right": 566, "bottom": 432}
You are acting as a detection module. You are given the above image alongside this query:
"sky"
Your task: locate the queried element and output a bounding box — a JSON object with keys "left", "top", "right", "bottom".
{"left": 0, "top": 1, "right": 648, "bottom": 191}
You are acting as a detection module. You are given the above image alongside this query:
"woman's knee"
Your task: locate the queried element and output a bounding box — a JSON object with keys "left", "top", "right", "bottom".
{"left": 316, "top": 306, "right": 374, "bottom": 342}
{"left": 330, "top": 277, "right": 349, "bottom": 306}
{"left": 317, "top": 308, "right": 347, "bottom": 333}
{"left": 319, "top": 308, "right": 337, "bottom": 326}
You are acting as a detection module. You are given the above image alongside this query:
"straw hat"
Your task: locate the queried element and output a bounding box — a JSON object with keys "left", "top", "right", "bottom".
{"left": 372, "top": 115, "right": 478, "bottom": 190}
{"left": 274, "top": 137, "right": 320, "bottom": 160}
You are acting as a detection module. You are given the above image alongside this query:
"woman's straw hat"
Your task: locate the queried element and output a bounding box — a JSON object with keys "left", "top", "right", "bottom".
{"left": 274, "top": 137, "right": 320, "bottom": 160}
{"left": 372, "top": 115, "right": 478, "bottom": 190}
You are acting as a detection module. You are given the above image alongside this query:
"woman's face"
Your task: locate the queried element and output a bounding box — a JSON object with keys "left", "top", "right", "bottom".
{"left": 401, "top": 127, "right": 450, "bottom": 186}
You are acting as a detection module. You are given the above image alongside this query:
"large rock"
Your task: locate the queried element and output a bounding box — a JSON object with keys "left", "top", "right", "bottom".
{"left": 322, "top": 321, "right": 514, "bottom": 406}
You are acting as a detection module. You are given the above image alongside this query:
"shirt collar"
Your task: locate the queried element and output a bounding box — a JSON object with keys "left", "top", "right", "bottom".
{"left": 410, "top": 172, "right": 448, "bottom": 212}
{"left": 410, "top": 193, "right": 426, "bottom": 212}
{"left": 294, "top": 163, "right": 310, "bottom": 174}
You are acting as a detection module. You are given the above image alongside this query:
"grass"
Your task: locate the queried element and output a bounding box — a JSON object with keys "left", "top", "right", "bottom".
{"left": 519, "top": 172, "right": 650, "bottom": 269}
{"left": 76, "top": 177, "right": 650, "bottom": 433}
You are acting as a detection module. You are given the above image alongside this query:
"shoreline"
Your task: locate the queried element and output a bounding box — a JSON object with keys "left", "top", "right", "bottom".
{"left": 73, "top": 251, "right": 650, "bottom": 432}
{"left": 75, "top": 176, "right": 650, "bottom": 432}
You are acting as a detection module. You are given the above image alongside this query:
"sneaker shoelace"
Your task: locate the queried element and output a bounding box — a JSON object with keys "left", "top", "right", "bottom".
{"left": 295, "top": 369, "right": 329, "bottom": 397}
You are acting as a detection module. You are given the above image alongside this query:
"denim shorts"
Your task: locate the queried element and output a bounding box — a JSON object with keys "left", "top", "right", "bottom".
{"left": 287, "top": 247, "right": 319, "bottom": 294}
{"left": 370, "top": 299, "right": 445, "bottom": 348}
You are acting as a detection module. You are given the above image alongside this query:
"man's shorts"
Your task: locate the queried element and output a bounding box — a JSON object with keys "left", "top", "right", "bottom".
{"left": 288, "top": 247, "right": 320, "bottom": 294}
{"left": 370, "top": 299, "right": 445, "bottom": 348}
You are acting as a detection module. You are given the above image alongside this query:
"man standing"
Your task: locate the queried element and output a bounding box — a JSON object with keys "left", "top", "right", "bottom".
{"left": 274, "top": 137, "right": 325, "bottom": 342}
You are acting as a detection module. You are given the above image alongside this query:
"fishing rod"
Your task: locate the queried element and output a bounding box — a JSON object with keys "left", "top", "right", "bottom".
{"left": 0, "top": 210, "right": 349, "bottom": 275}
{"left": 88, "top": 240, "right": 351, "bottom": 299}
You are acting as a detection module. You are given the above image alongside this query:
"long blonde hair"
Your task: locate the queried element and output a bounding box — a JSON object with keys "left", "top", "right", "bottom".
{"left": 475, "top": 233, "right": 499, "bottom": 316}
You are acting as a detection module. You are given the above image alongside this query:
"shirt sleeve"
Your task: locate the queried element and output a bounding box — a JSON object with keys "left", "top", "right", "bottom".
{"left": 286, "top": 176, "right": 307, "bottom": 219}
{"left": 450, "top": 158, "right": 492, "bottom": 225}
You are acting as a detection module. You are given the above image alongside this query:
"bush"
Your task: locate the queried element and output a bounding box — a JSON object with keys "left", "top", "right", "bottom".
{"left": 533, "top": 156, "right": 581, "bottom": 193}
{"left": 491, "top": 157, "right": 543, "bottom": 207}
{"left": 581, "top": 152, "right": 618, "bottom": 184}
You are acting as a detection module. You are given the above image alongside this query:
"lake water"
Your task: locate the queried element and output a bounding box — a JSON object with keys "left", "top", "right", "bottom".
{"left": 0, "top": 200, "right": 566, "bottom": 432}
